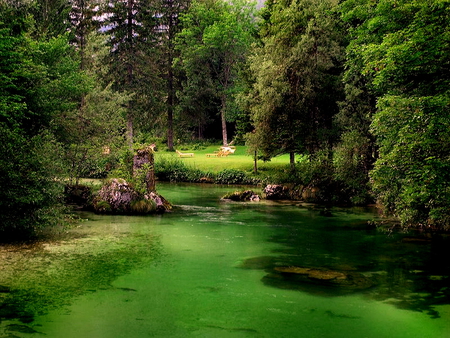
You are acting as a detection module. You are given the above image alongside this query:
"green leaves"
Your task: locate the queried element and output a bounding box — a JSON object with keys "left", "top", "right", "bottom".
{"left": 340, "top": 0, "right": 450, "bottom": 229}
{"left": 175, "top": 0, "right": 257, "bottom": 144}
{"left": 371, "top": 95, "right": 450, "bottom": 228}
{"left": 246, "top": 0, "right": 345, "bottom": 158}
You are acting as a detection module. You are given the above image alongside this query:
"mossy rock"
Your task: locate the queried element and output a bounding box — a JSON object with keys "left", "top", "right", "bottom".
{"left": 222, "top": 190, "right": 260, "bottom": 201}
{"left": 130, "top": 199, "right": 156, "bottom": 214}
{"left": 92, "top": 179, "right": 171, "bottom": 214}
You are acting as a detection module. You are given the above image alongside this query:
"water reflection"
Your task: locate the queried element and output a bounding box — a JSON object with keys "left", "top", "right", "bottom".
{"left": 236, "top": 204, "right": 450, "bottom": 318}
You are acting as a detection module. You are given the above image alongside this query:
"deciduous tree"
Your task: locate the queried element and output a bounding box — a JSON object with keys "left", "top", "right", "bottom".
{"left": 175, "top": 0, "right": 257, "bottom": 145}
{"left": 341, "top": 0, "right": 450, "bottom": 228}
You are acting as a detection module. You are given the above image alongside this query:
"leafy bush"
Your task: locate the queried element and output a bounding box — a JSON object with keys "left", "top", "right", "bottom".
{"left": 215, "top": 169, "right": 250, "bottom": 185}
{"left": 109, "top": 148, "right": 134, "bottom": 181}
{"left": 154, "top": 156, "right": 212, "bottom": 183}
{"left": 294, "top": 152, "right": 345, "bottom": 204}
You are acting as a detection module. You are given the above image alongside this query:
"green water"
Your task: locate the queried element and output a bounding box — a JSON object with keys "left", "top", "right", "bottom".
{"left": 1, "top": 183, "right": 449, "bottom": 337}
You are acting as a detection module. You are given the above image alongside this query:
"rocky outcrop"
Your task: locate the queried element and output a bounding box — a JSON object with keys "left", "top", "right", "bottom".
{"left": 263, "top": 184, "right": 290, "bottom": 200}
{"left": 221, "top": 190, "right": 261, "bottom": 202}
{"left": 93, "top": 179, "right": 139, "bottom": 213}
{"left": 93, "top": 178, "right": 171, "bottom": 214}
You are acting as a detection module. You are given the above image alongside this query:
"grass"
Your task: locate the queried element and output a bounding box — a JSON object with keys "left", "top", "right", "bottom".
{"left": 158, "top": 145, "right": 302, "bottom": 174}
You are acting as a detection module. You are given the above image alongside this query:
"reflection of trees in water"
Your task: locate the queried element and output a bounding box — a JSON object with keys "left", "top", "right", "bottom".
{"left": 0, "top": 233, "right": 162, "bottom": 326}
{"left": 238, "top": 229, "right": 450, "bottom": 319}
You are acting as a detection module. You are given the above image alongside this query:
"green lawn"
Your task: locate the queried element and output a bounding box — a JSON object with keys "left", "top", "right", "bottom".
{"left": 157, "top": 145, "right": 301, "bottom": 174}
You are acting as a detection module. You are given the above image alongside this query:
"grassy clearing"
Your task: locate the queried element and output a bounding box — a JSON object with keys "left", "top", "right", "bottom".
{"left": 158, "top": 145, "right": 300, "bottom": 174}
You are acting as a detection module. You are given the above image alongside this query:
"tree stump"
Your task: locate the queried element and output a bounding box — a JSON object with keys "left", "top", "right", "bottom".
{"left": 133, "top": 144, "right": 156, "bottom": 193}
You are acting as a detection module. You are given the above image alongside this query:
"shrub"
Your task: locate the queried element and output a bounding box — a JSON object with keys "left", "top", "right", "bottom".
{"left": 215, "top": 169, "right": 250, "bottom": 185}
{"left": 155, "top": 156, "right": 212, "bottom": 183}
{"left": 109, "top": 148, "right": 134, "bottom": 181}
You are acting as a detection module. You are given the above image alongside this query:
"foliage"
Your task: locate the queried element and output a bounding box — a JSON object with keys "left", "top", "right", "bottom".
{"left": 63, "top": 30, "right": 130, "bottom": 183}
{"left": 175, "top": 0, "right": 257, "bottom": 144}
{"left": 130, "top": 199, "right": 157, "bottom": 214}
{"left": 151, "top": 0, "right": 191, "bottom": 150}
{"left": 341, "top": 0, "right": 450, "bottom": 229}
{"left": 215, "top": 169, "right": 250, "bottom": 185}
{"left": 0, "top": 128, "right": 67, "bottom": 238}
{"left": 333, "top": 131, "right": 374, "bottom": 205}
{"left": 0, "top": 4, "right": 73, "bottom": 238}
{"left": 244, "top": 0, "right": 345, "bottom": 160}
{"left": 109, "top": 148, "right": 135, "bottom": 182}
{"left": 154, "top": 156, "right": 213, "bottom": 182}
{"left": 99, "top": 0, "right": 165, "bottom": 147}
{"left": 371, "top": 95, "right": 450, "bottom": 229}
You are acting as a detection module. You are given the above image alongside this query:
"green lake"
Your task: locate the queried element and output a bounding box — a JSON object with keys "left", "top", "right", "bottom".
{"left": 1, "top": 183, "right": 449, "bottom": 337}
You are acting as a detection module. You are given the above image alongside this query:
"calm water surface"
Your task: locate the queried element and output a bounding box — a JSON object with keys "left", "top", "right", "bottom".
{"left": 0, "top": 183, "right": 449, "bottom": 337}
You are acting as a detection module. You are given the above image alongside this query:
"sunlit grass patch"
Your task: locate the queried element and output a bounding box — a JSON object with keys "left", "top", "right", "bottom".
{"left": 158, "top": 145, "right": 304, "bottom": 174}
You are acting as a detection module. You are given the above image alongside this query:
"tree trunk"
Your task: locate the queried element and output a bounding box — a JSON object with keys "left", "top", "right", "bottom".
{"left": 254, "top": 150, "right": 258, "bottom": 174}
{"left": 290, "top": 152, "right": 295, "bottom": 171}
{"left": 167, "top": 63, "right": 174, "bottom": 150}
{"left": 166, "top": 0, "right": 175, "bottom": 151}
{"left": 126, "top": 0, "right": 134, "bottom": 150}
{"left": 127, "top": 113, "right": 133, "bottom": 150}
{"left": 221, "top": 95, "right": 228, "bottom": 146}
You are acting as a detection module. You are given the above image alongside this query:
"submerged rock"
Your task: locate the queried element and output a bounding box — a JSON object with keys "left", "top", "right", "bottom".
{"left": 275, "top": 267, "right": 347, "bottom": 280}
{"left": 272, "top": 266, "right": 374, "bottom": 291}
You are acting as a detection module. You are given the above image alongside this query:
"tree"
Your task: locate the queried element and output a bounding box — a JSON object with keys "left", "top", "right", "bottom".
{"left": 100, "top": 0, "right": 164, "bottom": 149}
{"left": 0, "top": 3, "right": 84, "bottom": 237}
{"left": 175, "top": 0, "right": 257, "bottom": 145}
{"left": 245, "top": 0, "right": 345, "bottom": 164}
{"left": 55, "top": 32, "right": 130, "bottom": 184}
{"left": 69, "top": 0, "right": 99, "bottom": 68}
{"left": 29, "top": 0, "right": 73, "bottom": 39}
{"left": 333, "top": 0, "right": 380, "bottom": 204}
{"left": 153, "top": 0, "right": 190, "bottom": 150}
{"left": 341, "top": 0, "right": 450, "bottom": 228}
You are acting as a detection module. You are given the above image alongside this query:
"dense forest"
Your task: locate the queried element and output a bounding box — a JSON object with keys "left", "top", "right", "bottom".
{"left": 1, "top": 0, "right": 449, "bottom": 237}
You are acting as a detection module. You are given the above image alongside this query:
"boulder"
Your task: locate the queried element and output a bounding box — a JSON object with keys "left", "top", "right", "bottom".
{"left": 222, "top": 190, "right": 261, "bottom": 202}
{"left": 145, "top": 191, "right": 172, "bottom": 213}
{"left": 93, "top": 179, "right": 171, "bottom": 214}
{"left": 93, "top": 178, "right": 139, "bottom": 214}
{"left": 263, "top": 184, "right": 290, "bottom": 200}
